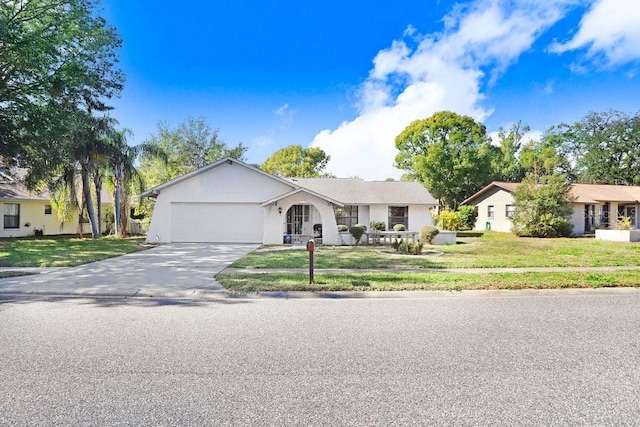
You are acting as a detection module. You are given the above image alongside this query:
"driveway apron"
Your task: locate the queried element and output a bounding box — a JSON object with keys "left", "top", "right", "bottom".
{"left": 0, "top": 243, "right": 259, "bottom": 298}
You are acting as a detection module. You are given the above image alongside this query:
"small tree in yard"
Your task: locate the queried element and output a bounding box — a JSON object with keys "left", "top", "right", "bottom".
{"left": 511, "top": 173, "right": 574, "bottom": 237}
{"left": 457, "top": 205, "right": 478, "bottom": 230}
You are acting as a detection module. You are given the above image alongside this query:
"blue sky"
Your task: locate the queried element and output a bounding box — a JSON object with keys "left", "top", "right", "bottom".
{"left": 100, "top": 0, "right": 640, "bottom": 179}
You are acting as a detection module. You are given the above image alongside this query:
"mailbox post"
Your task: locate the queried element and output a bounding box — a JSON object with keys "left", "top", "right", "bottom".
{"left": 306, "top": 239, "right": 315, "bottom": 284}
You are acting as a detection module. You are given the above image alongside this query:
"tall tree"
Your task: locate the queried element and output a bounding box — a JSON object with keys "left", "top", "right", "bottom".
{"left": 260, "top": 145, "right": 331, "bottom": 177}
{"left": 519, "top": 130, "right": 575, "bottom": 182}
{"left": 104, "top": 127, "right": 166, "bottom": 237}
{"left": 0, "top": 0, "right": 124, "bottom": 170}
{"left": 139, "top": 117, "right": 247, "bottom": 187}
{"left": 395, "top": 111, "right": 497, "bottom": 209}
{"left": 561, "top": 110, "right": 640, "bottom": 185}
{"left": 492, "top": 121, "right": 528, "bottom": 182}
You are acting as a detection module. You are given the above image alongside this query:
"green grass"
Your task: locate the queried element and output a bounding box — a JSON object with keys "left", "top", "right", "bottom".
{"left": 217, "top": 271, "right": 640, "bottom": 292}
{"left": 232, "top": 232, "right": 640, "bottom": 270}
{"left": 0, "top": 235, "right": 149, "bottom": 267}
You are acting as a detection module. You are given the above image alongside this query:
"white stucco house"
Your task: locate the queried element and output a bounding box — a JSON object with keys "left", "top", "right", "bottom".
{"left": 463, "top": 181, "right": 640, "bottom": 234}
{"left": 142, "top": 158, "right": 438, "bottom": 245}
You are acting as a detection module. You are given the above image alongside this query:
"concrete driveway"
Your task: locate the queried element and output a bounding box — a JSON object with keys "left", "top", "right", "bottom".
{"left": 0, "top": 243, "right": 259, "bottom": 298}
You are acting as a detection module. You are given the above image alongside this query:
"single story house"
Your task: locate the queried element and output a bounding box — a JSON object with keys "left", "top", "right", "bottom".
{"left": 142, "top": 157, "right": 438, "bottom": 245}
{"left": 0, "top": 167, "right": 138, "bottom": 238}
{"left": 463, "top": 181, "right": 640, "bottom": 234}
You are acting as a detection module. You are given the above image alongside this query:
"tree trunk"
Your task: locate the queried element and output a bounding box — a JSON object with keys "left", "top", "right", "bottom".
{"left": 114, "top": 162, "right": 124, "bottom": 237}
{"left": 93, "top": 172, "right": 103, "bottom": 237}
{"left": 80, "top": 157, "right": 100, "bottom": 239}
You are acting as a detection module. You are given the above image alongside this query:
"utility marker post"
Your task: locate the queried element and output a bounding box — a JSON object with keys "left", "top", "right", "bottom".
{"left": 306, "top": 239, "right": 315, "bottom": 284}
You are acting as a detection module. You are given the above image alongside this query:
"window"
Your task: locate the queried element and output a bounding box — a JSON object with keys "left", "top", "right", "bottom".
{"left": 505, "top": 205, "right": 516, "bottom": 219}
{"left": 334, "top": 205, "right": 358, "bottom": 228}
{"left": 44, "top": 204, "right": 52, "bottom": 215}
{"left": 389, "top": 206, "right": 408, "bottom": 228}
{"left": 4, "top": 203, "right": 20, "bottom": 229}
{"left": 487, "top": 205, "right": 495, "bottom": 219}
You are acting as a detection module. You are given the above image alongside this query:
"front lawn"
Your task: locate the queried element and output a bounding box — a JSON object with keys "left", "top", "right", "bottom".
{"left": 231, "top": 232, "right": 640, "bottom": 270}
{"left": 0, "top": 236, "right": 149, "bottom": 267}
{"left": 217, "top": 271, "right": 640, "bottom": 292}
{"left": 220, "top": 232, "right": 640, "bottom": 291}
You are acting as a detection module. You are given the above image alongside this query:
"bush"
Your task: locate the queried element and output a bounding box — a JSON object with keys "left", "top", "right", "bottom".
{"left": 393, "top": 224, "right": 406, "bottom": 232}
{"left": 511, "top": 173, "right": 574, "bottom": 237}
{"left": 433, "top": 209, "right": 462, "bottom": 230}
{"left": 396, "top": 240, "right": 423, "bottom": 255}
{"left": 457, "top": 205, "right": 477, "bottom": 230}
{"left": 349, "top": 224, "right": 366, "bottom": 245}
{"left": 337, "top": 224, "right": 348, "bottom": 232}
{"left": 420, "top": 226, "right": 440, "bottom": 244}
{"left": 370, "top": 221, "right": 386, "bottom": 231}
{"left": 617, "top": 216, "right": 632, "bottom": 230}
{"left": 354, "top": 223, "right": 367, "bottom": 231}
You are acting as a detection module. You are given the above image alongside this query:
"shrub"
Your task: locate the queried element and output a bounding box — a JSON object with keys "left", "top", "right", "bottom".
{"left": 617, "top": 216, "right": 632, "bottom": 230}
{"left": 396, "top": 241, "right": 424, "bottom": 255}
{"left": 511, "top": 173, "right": 574, "bottom": 237}
{"left": 393, "top": 224, "right": 406, "bottom": 232}
{"left": 337, "top": 224, "right": 348, "bottom": 232}
{"left": 457, "top": 205, "right": 477, "bottom": 230}
{"left": 354, "top": 223, "right": 367, "bottom": 231}
{"left": 370, "top": 221, "right": 386, "bottom": 231}
{"left": 349, "top": 224, "right": 366, "bottom": 245}
{"left": 433, "top": 209, "right": 462, "bottom": 230}
{"left": 420, "top": 225, "right": 440, "bottom": 244}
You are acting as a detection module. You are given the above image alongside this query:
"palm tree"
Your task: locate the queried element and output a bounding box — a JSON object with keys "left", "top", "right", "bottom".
{"left": 104, "top": 127, "right": 167, "bottom": 237}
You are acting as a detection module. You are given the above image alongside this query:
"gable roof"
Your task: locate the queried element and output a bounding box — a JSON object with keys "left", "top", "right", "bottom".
{"left": 463, "top": 181, "right": 640, "bottom": 205}
{"left": 141, "top": 157, "right": 296, "bottom": 197}
{"left": 260, "top": 187, "right": 343, "bottom": 207}
{"left": 291, "top": 178, "right": 438, "bottom": 205}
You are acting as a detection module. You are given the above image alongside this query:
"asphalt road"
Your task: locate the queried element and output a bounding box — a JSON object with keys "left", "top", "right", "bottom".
{"left": 1, "top": 289, "right": 639, "bottom": 426}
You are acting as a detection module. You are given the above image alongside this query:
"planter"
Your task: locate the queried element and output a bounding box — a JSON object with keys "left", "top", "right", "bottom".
{"left": 431, "top": 230, "right": 457, "bottom": 245}
{"left": 339, "top": 231, "right": 366, "bottom": 245}
{"left": 595, "top": 229, "right": 640, "bottom": 242}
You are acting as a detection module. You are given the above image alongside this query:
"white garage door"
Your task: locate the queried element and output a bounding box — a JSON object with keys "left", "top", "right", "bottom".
{"left": 170, "top": 202, "right": 263, "bottom": 243}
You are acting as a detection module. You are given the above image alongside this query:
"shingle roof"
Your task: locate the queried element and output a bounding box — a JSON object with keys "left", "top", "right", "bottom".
{"left": 291, "top": 178, "right": 438, "bottom": 205}
{"left": 570, "top": 183, "right": 640, "bottom": 204}
{"left": 0, "top": 168, "right": 48, "bottom": 201}
{"left": 0, "top": 167, "right": 117, "bottom": 204}
{"left": 463, "top": 181, "right": 640, "bottom": 205}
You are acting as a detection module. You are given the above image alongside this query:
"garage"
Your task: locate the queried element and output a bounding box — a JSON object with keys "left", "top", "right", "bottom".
{"left": 170, "top": 202, "right": 263, "bottom": 243}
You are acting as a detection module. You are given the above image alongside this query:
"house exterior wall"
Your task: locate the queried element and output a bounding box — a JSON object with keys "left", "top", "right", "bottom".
{"left": 408, "top": 205, "right": 434, "bottom": 230}
{"left": 472, "top": 188, "right": 515, "bottom": 232}
{"left": 0, "top": 200, "right": 116, "bottom": 238}
{"left": 146, "top": 163, "right": 294, "bottom": 243}
{"left": 366, "top": 204, "right": 434, "bottom": 231}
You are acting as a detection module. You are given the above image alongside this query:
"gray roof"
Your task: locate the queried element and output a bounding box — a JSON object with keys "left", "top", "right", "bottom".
{"left": 0, "top": 167, "right": 116, "bottom": 204}
{"left": 0, "top": 167, "right": 49, "bottom": 201}
{"left": 291, "top": 178, "right": 438, "bottom": 205}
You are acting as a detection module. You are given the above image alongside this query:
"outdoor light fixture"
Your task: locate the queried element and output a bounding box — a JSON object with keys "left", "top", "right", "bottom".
{"left": 278, "top": 207, "right": 283, "bottom": 215}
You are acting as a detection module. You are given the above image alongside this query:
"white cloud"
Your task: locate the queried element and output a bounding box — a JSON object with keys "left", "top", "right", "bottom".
{"left": 310, "top": 0, "right": 577, "bottom": 180}
{"left": 274, "top": 103, "right": 295, "bottom": 126}
{"left": 549, "top": 0, "right": 640, "bottom": 65}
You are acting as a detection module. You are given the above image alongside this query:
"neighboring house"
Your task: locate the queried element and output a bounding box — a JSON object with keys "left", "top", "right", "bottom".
{"left": 0, "top": 167, "right": 137, "bottom": 238}
{"left": 464, "top": 181, "right": 640, "bottom": 234}
{"left": 142, "top": 158, "right": 438, "bottom": 245}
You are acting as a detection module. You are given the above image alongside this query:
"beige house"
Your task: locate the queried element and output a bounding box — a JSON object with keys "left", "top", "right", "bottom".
{"left": 142, "top": 158, "right": 438, "bottom": 245}
{"left": 464, "top": 181, "right": 640, "bottom": 234}
{"left": 0, "top": 167, "right": 137, "bottom": 238}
